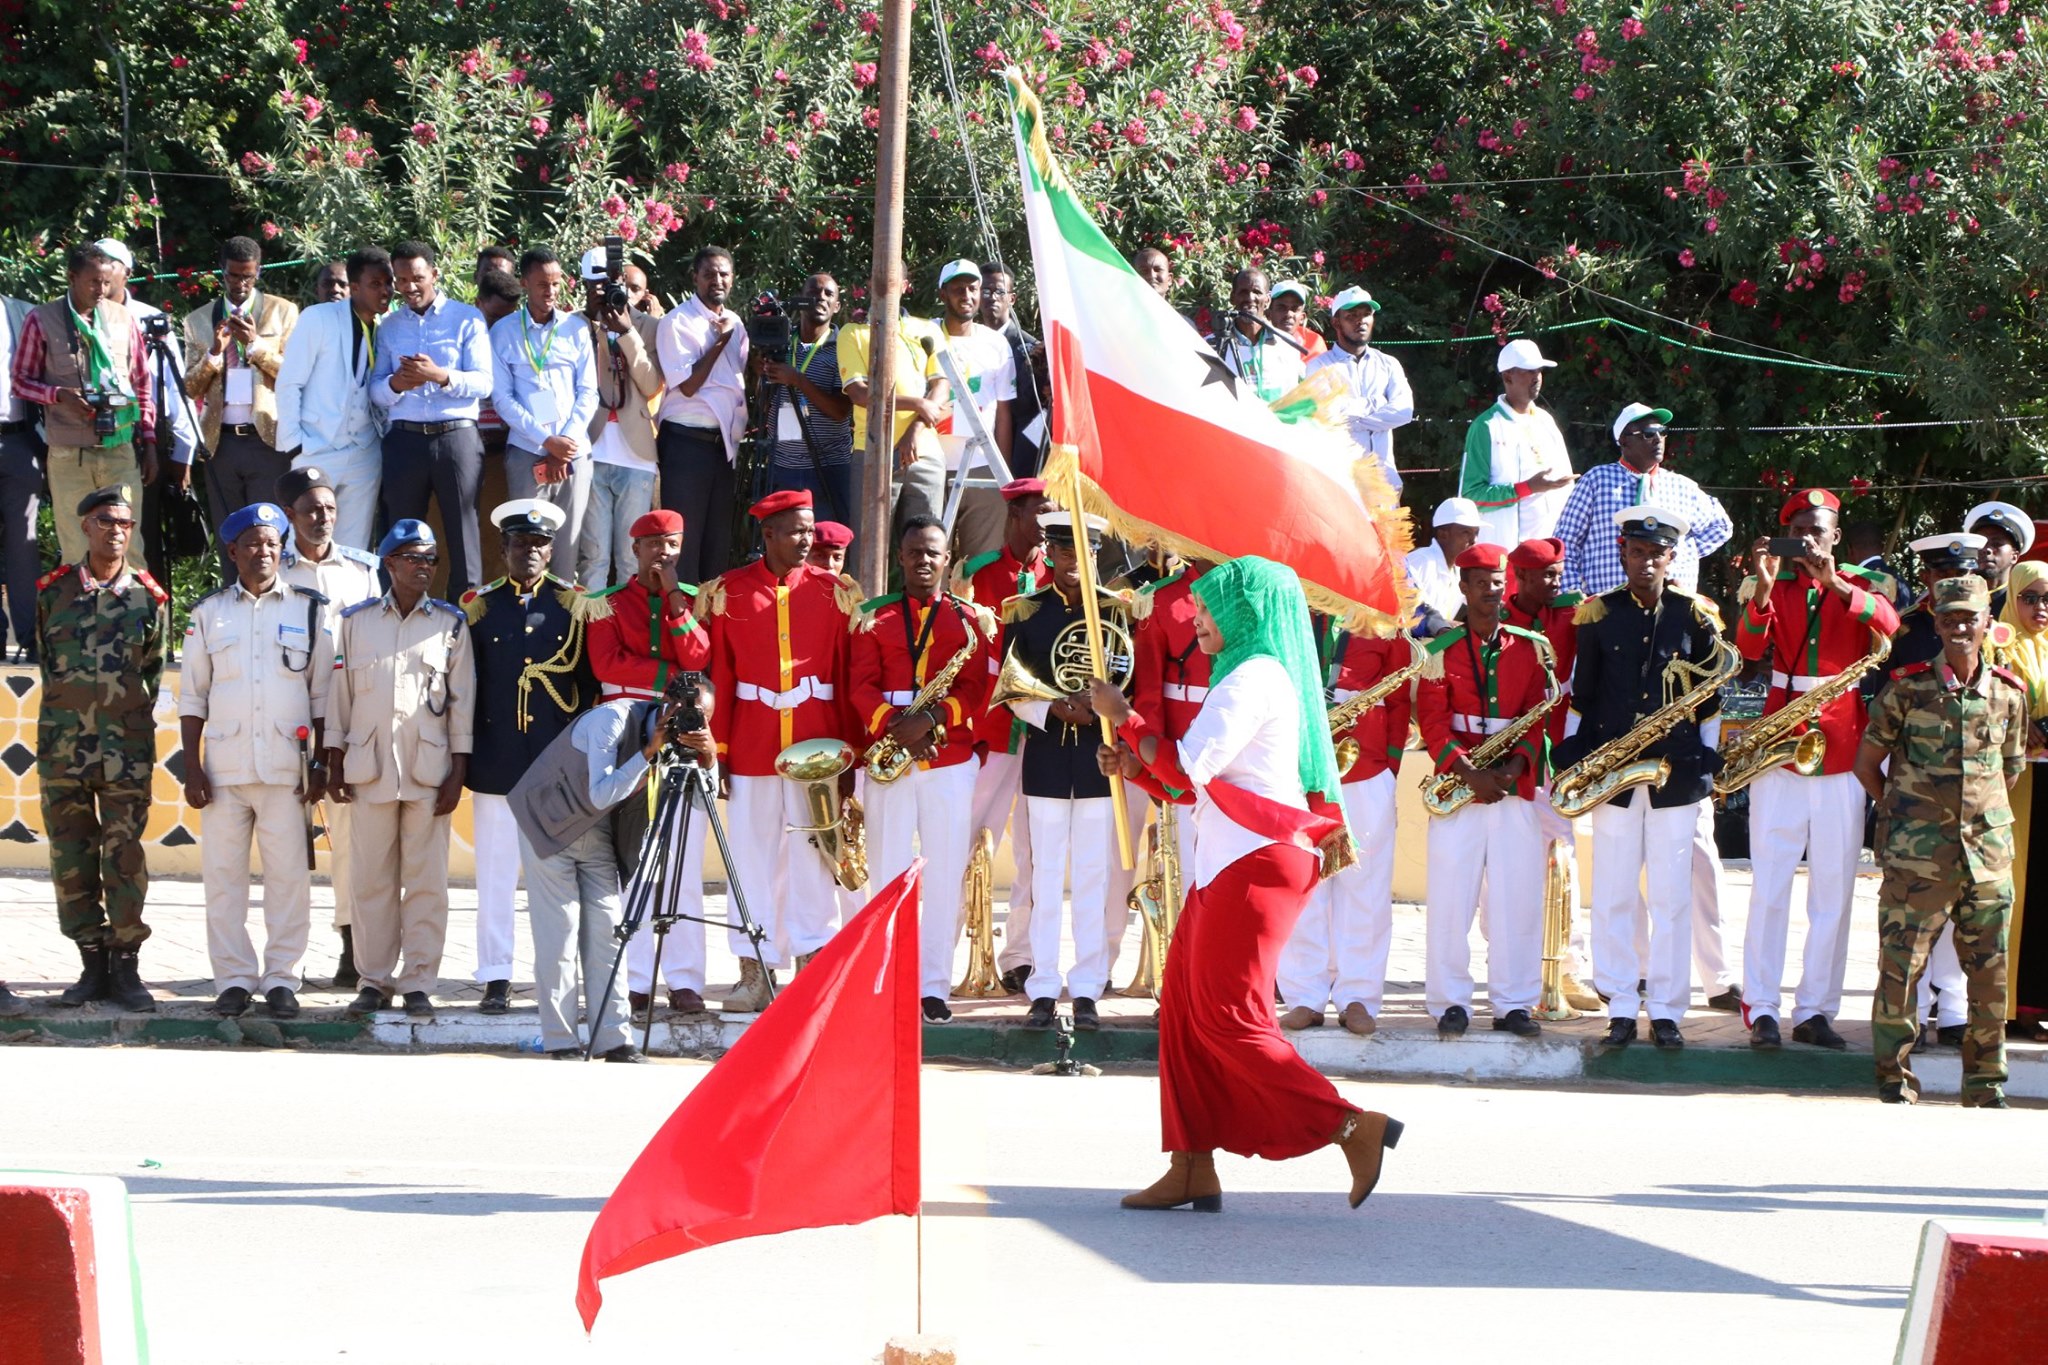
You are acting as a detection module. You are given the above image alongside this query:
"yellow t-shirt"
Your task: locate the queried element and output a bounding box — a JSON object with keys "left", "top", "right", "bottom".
{"left": 835, "top": 313, "right": 943, "bottom": 451}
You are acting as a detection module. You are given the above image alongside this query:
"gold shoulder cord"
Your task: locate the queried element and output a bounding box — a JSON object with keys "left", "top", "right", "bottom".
{"left": 514, "top": 592, "right": 590, "bottom": 730}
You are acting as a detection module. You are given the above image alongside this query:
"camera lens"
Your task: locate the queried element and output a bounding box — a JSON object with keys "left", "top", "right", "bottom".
{"left": 604, "top": 284, "right": 630, "bottom": 312}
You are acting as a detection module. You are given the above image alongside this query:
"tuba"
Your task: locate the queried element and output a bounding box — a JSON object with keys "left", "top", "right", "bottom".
{"left": 953, "top": 828, "right": 1006, "bottom": 998}
{"left": 1122, "top": 803, "right": 1184, "bottom": 999}
{"left": 1329, "top": 636, "right": 1428, "bottom": 777}
{"left": 1551, "top": 639, "right": 1743, "bottom": 819}
{"left": 1533, "top": 839, "right": 1580, "bottom": 1021}
{"left": 775, "top": 738, "right": 869, "bottom": 892}
{"left": 1713, "top": 627, "right": 1891, "bottom": 798}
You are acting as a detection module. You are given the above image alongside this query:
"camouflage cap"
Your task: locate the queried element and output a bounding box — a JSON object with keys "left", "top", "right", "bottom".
{"left": 1931, "top": 573, "right": 1991, "bottom": 615}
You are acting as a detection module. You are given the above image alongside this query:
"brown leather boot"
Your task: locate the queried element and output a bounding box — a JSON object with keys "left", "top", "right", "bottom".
{"left": 1120, "top": 1151, "right": 1222, "bottom": 1212}
{"left": 1333, "top": 1111, "right": 1404, "bottom": 1209}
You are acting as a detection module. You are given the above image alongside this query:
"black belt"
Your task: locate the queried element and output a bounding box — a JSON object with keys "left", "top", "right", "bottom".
{"left": 0, "top": 420, "right": 32, "bottom": 435}
{"left": 220, "top": 423, "right": 260, "bottom": 437}
{"left": 391, "top": 419, "right": 478, "bottom": 435}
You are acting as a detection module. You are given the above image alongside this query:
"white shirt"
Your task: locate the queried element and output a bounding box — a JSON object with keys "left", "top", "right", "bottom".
{"left": 1, "top": 296, "right": 29, "bottom": 423}
{"left": 1174, "top": 656, "right": 1307, "bottom": 888}
{"left": 1215, "top": 325, "right": 1305, "bottom": 404}
{"left": 488, "top": 305, "right": 599, "bottom": 455}
{"left": 1403, "top": 542, "right": 1462, "bottom": 622}
{"left": 654, "top": 295, "right": 750, "bottom": 462}
{"left": 275, "top": 299, "right": 380, "bottom": 457}
{"left": 1303, "top": 343, "right": 1413, "bottom": 492}
{"left": 933, "top": 320, "right": 1016, "bottom": 471}
{"left": 120, "top": 296, "right": 198, "bottom": 465}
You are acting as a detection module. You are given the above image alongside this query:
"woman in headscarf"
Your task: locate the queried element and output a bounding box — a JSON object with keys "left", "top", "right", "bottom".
{"left": 1997, "top": 559, "right": 2048, "bottom": 1039}
{"left": 1087, "top": 556, "right": 1404, "bottom": 1212}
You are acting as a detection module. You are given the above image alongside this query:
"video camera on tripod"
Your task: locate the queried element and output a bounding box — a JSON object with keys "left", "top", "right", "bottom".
{"left": 659, "top": 669, "right": 710, "bottom": 752}
{"left": 744, "top": 290, "right": 792, "bottom": 355}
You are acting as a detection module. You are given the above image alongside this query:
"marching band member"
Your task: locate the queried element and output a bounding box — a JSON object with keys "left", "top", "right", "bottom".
{"left": 1416, "top": 543, "right": 1557, "bottom": 1038}
{"left": 708, "top": 489, "right": 862, "bottom": 1009}
{"left": 808, "top": 519, "right": 854, "bottom": 579}
{"left": 1736, "top": 488, "right": 1903, "bottom": 1050}
{"left": 959, "top": 477, "right": 1053, "bottom": 990}
{"left": 1277, "top": 619, "right": 1412, "bottom": 1034}
{"left": 1089, "top": 557, "right": 1404, "bottom": 1214}
{"left": 851, "top": 515, "right": 995, "bottom": 1022}
{"left": 1962, "top": 500, "right": 2032, "bottom": 614}
{"left": 1002, "top": 509, "right": 1132, "bottom": 1032}
{"left": 1553, "top": 507, "right": 1726, "bottom": 1049}
{"left": 587, "top": 508, "right": 717, "bottom": 1014}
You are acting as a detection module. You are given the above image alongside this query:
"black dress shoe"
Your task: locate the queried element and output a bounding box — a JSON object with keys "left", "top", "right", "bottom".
{"left": 1072, "top": 997, "right": 1100, "bottom": 1031}
{"left": 999, "top": 965, "right": 1032, "bottom": 996}
{"left": 1649, "top": 1018, "right": 1685, "bottom": 1050}
{"left": 1704, "top": 986, "right": 1743, "bottom": 1012}
{"left": 1937, "top": 1024, "right": 1967, "bottom": 1048}
{"left": 1878, "top": 1081, "right": 1913, "bottom": 1104}
{"left": 601, "top": 1044, "right": 647, "bottom": 1063}
{"left": 213, "top": 986, "right": 251, "bottom": 1018}
{"left": 479, "top": 979, "right": 511, "bottom": 1015}
{"left": 1492, "top": 1008, "right": 1541, "bottom": 1038}
{"left": 402, "top": 991, "right": 435, "bottom": 1018}
{"left": 329, "top": 926, "right": 359, "bottom": 990}
{"left": 1023, "top": 997, "right": 1057, "bottom": 1030}
{"left": 344, "top": 986, "right": 387, "bottom": 1017}
{"left": 1601, "top": 1018, "right": 1637, "bottom": 1049}
{"left": 921, "top": 996, "right": 953, "bottom": 1023}
{"left": 1792, "top": 1015, "right": 1848, "bottom": 1051}
{"left": 1437, "top": 1004, "right": 1469, "bottom": 1037}
{"left": 1750, "top": 1015, "right": 1782, "bottom": 1050}
{"left": 264, "top": 986, "right": 301, "bottom": 1020}
{"left": 629, "top": 991, "right": 652, "bottom": 1018}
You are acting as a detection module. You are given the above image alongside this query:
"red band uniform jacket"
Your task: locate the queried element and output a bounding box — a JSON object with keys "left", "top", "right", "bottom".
{"left": 850, "top": 591, "right": 995, "bottom": 773}
{"left": 1131, "top": 567, "right": 1214, "bottom": 745}
{"left": 709, "top": 561, "right": 859, "bottom": 776}
{"left": 1321, "top": 623, "right": 1415, "bottom": 785}
{"left": 587, "top": 577, "right": 713, "bottom": 703}
{"left": 1733, "top": 563, "right": 1902, "bottom": 776}
{"left": 1415, "top": 622, "right": 1556, "bottom": 802}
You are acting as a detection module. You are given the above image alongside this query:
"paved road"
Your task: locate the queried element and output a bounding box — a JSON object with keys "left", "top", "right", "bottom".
{"left": 5, "top": 1048, "right": 2039, "bottom": 1363}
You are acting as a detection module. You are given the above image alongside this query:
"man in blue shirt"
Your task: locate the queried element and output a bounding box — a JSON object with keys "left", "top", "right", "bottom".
{"left": 371, "top": 240, "right": 494, "bottom": 595}
{"left": 489, "top": 247, "right": 598, "bottom": 581}
{"left": 1554, "top": 401, "right": 1733, "bottom": 597}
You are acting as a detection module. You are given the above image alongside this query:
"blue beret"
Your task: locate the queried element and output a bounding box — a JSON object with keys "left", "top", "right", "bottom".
{"left": 378, "top": 519, "right": 437, "bottom": 557}
{"left": 221, "top": 502, "right": 289, "bottom": 543}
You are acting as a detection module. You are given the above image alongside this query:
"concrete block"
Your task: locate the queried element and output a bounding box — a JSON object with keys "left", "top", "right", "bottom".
{"left": 882, "top": 1334, "right": 957, "bottom": 1365}
{"left": 1896, "top": 1213, "right": 2048, "bottom": 1364}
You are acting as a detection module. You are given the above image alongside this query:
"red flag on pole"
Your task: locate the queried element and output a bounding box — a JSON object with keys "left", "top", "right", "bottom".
{"left": 576, "top": 862, "right": 924, "bottom": 1331}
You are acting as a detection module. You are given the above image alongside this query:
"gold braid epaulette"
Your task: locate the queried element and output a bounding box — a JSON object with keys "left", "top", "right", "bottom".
{"left": 513, "top": 586, "right": 591, "bottom": 731}
{"left": 1573, "top": 596, "right": 1607, "bottom": 626}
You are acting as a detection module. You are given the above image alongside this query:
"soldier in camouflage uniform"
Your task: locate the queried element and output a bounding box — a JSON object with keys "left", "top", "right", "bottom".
{"left": 36, "top": 485, "right": 170, "bottom": 1011}
{"left": 1854, "top": 574, "right": 2027, "bottom": 1107}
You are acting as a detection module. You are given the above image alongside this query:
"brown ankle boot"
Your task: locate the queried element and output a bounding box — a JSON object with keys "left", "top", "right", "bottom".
{"left": 1120, "top": 1151, "right": 1222, "bottom": 1212}
{"left": 1333, "top": 1111, "right": 1404, "bottom": 1208}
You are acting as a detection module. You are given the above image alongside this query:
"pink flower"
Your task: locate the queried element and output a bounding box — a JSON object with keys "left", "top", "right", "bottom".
{"left": 300, "top": 96, "right": 324, "bottom": 119}
{"left": 1620, "top": 16, "right": 1645, "bottom": 40}
{"left": 291, "top": 38, "right": 309, "bottom": 64}
{"left": 807, "top": 109, "right": 827, "bottom": 130}
{"left": 663, "top": 162, "right": 691, "bottom": 183}
{"left": 1678, "top": 248, "right": 1696, "bottom": 267}
{"left": 170, "top": 56, "right": 188, "bottom": 69}
{"left": 1040, "top": 28, "right": 1062, "bottom": 52}
{"left": 1403, "top": 173, "right": 1426, "bottom": 199}
{"left": 1216, "top": 8, "right": 1247, "bottom": 51}
{"left": 460, "top": 51, "right": 481, "bottom": 76}
{"left": 528, "top": 116, "right": 550, "bottom": 136}
{"left": 1310, "top": 189, "right": 1328, "bottom": 206}
{"left": 602, "top": 195, "right": 627, "bottom": 216}
{"left": 860, "top": 12, "right": 880, "bottom": 34}
{"left": 641, "top": 69, "right": 658, "bottom": 90}
{"left": 1837, "top": 270, "right": 1866, "bottom": 304}
{"left": 681, "top": 31, "right": 715, "bottom": 72}
{"left": 410, "top": 121, "right": 438, "bottom": 144}
{"left": 1729, "top": 279, "right": 1759, "bottom": 307}
{"left": 1703, "top": 216, "right": 1719, "bottom": 234}
{"left": 239, "top": 150, "right": 272, "bottom": 173}
{"left": 784, "top": 140, "right": 802, "bottom": 160}
{"left": 1481, "top": 293, "right": 1504, "bottom": 315}
{"left": 1572, "top": 83, "right": 1592, "bottom": 100}
{"left": 1146, "top": 88, "right": 1168, "bottom": 109}
{"left": 341, "top": 148, "right": 363, "bottom": 168}
{"left": 774, "top": 68, "right": 791, "bottom": 83}
{"left": 506, "top": 67, "right": 527, "bottom": 85}
{"left": 862, "top": 107, "right": 881, "bottom": 130}
{"left": 1122, "top": 118, "right": 1148, "bottom": 146}
{"left": 1294, "top": 65, "right": 1318, "bottom": 87}
{"left": 853, "top": 60, "right": 878, "bottom": 86}
{"left": 260, "top": 220, "right": 280, "bottom": 240}
{"left": 973, "top": 41, "right": 1007, "bottom": 71}
{"left": 1428, "top": 161, "right": 1448, "bottom": 181}
{"left": 1336, "top": 149, "right": 1363, "bottom": 171}
{"left": 1232, "top": 105, "right": 1257, "bottom": 132}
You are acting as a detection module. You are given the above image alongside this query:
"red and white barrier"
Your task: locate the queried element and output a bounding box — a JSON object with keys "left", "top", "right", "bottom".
{"left": 1896, "top": 1213, "right": 2048, "bottom": 1365}
{"left": 0, "top": 1174, "right": 145, "bottom": 1365}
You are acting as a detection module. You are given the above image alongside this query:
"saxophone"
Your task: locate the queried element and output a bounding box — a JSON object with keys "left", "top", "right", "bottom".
{"left": 1713, "top": 626, "right": 1892, "bottom": 798}
{"left": 1551, "top": 638, "right": 1743, "bottom": 819}
{"left": 1421, "top": 673, "right": 1564, "bottom": 818}
{"left": 1329, "top": 636, "right": 1428, "bottom": 777}
{"left": 864, "top": 631, "right": 984, "bottom": 784}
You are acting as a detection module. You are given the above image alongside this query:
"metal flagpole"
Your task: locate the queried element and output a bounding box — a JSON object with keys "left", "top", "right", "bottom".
{"left": 1061, "top": 461, "right": 1135, "bottom": 871}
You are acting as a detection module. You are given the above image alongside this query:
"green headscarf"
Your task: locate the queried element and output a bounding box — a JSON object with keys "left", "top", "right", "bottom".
{"left": 1191, "top": 556, "right": 1343, "bottom": 807}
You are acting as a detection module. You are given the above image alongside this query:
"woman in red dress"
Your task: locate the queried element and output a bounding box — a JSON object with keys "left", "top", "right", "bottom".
{"left": 1089, "top": 556, "right": 1404, "bottom": 1212}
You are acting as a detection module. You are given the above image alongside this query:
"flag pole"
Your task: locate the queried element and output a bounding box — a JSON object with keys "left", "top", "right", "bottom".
{"left": 915, "top": 1203, "right": 924, "bottom": 1333}
{"left": 859, "top": 0, "right": 914, "bottom": 594}
{"left": 1062, "top": 461, "right": 1135, "bottom": 870}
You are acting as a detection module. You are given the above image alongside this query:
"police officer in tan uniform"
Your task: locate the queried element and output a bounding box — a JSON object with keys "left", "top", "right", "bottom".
{"left": 179, "top": 501, "right": 334, "bottom": 1019}
{"left": 327, "top": 519, "right": 477, "bottom": 1019}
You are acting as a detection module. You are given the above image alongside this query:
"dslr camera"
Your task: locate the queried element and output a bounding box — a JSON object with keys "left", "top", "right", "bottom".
{"left": 600, "top": 234, "right": 630, "bottom": 313}
{"left": 83, "top": 389, "right": 130, "bottom": 440}
{"left": 744, "top": 291, "right": 792, "bottom": 356}
{"left": 141, "top": 312, "right": 174, "bottom": 342}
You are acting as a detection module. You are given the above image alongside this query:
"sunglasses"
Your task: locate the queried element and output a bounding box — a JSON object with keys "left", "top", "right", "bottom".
{"left": 91, "top": 515, "right": 136, "bottom": 531}
{"left": 393, "top": 551, "right": 439, "bottom": 567}
{"left": 2019, "top": 592, "right": 2048, "bottom": 609}
{"left": 1626, "top": 425, "right": 1668, "bottom": 440}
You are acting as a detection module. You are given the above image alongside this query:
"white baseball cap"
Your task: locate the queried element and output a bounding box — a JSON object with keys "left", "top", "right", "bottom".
{"left": 1964, "top": 500, "right": 2036, "bottom": 555}
{"left": 1497, "top": 338, "right": 1557, "bottom": 373}
{"left": 1432, "top": 497, "right": 1483, "bottom": 529}
{"left": 936, "top": 258, "right": 980, "bottom": 290}
{"left": 1611, "top": 401, "right": 1674, "bottom": 444}
{"left": 93, "top": 238, "right": 134, "bottom": 271}
{"left": 1329, "top": 285, "right": 1380, "bottom": 314}
{"left": 1269, "top": 279, "right": 1311, "bottom": 304}
{"left": 577, "top": 247, "right": 609, "bottom": 282}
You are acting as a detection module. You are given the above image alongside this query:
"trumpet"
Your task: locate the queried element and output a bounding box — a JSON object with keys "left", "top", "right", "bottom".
{"left": 1329, "top": 636, "right": 1427, "bottom": 777}
{"left": 864, "top": 633, "right": 981, "bottom": 784}
{"left": 954, "top": 829, "right": 1006, "bottom": 998}
{"left": 775, "top": 738, "right": 869, "bottom": 892}
{"left": 1713, "top": 626, "right": 1891, "bottom": 798}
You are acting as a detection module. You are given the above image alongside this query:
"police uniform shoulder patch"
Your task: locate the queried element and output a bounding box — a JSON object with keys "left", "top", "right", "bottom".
{"left": 36, "top": 565, "right": 70, "bottom": 593}
{"left": 1572, "top": 595, "right": 1608, "bottom": 626}
{"left": 290, "top": 583, "right": 330, "bottom": 606}
{"left": 339, "top": 597, "right": 381, "bottom": 618}
{"left": 339, "top": 544, "right": 380, "bottom": 567}
{"left": 134, "top": 569, "right": 169, "bottom": 605}
{"left": 429, "top": 597, "right": 461, "bottom": 619}
{"left": 1992, "top": 664, "right": 2026, "bottom": 691}
{"left": 192, "top": 582, "right": 236, "bottom": 610}
{"left": 1892, "top": 660, "right": 1934, "bottom": 680}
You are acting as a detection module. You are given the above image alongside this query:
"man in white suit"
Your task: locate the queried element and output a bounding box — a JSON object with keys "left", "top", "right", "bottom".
{"left": 275, "top": 247, "right": 393, "bottom": 551}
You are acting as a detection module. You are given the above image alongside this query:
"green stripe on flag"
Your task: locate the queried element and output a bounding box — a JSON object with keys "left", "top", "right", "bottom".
{"left": 1005, "top": 71, "right": 1137, "bottom": 277}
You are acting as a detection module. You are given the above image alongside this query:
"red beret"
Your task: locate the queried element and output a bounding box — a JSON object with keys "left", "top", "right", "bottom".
{"left": 1455, "top": 543, "right": 1511, "bottom": 572}
{"left": 749, "top": 489, "right": 813, "bottom": 521}
{"left": 1778, "top": 488, "right": 1840, "bottom": 525}
{"left": 1508, "top": 537, "right": 1564, "bottom": 569}
{"left": 629, "top": 509, "right": 685, "bottom": 539}
{"left": 1000, "top": 477, "right": 1048, "bottom": 502}
{"left": 813, "top": 520, "right": 853, "bottom": 548}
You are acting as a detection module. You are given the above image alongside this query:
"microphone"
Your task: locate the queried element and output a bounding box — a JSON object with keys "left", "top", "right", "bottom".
{"left": 1230, "top": 308, "right": 1311, "bottom": 356}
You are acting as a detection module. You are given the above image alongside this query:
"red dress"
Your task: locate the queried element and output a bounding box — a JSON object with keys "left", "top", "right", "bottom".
{"left": 1118, "top": 706, "right": 1358, "bottom": 1161}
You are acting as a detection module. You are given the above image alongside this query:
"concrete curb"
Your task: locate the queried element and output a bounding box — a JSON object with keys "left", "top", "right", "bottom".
{"left": 5, "top": 1008, "right": 2040, "bottom": 1099}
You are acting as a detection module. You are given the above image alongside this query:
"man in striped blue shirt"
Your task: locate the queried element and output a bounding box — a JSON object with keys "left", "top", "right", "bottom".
{"left": 1554, "top": 402, "right": 1733, "bottom": 597}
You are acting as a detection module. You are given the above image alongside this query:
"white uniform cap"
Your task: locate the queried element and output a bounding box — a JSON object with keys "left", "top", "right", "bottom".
{"left": 491, "top": 498, "right": 569, "bottom": 535}
{"left": 936, "top": 258, "right": 981, "bottom": 291}
{"left": 1611, "top": 504, "right": 1690, "bottom": 541}
{"left": 1908, "top": 531, "right": 1987, "bottom": 559}
{"left": 1432, "top": 497, "right": 1483, "bottom": 529}
{"left": 1963, "top": 500, "right": 2035, "bottom": 555}
{"left": 93, "top": 238, "right": 134, "bottom": 271}
{"left": 1038, "top": 509, "right": 1111, "bottom": 536}
{"left": 1497, "top": 338, "right": 1557, "bottom": 372}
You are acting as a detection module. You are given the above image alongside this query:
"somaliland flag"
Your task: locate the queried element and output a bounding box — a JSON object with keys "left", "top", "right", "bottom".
{"left": 1002, "top": 70, "right": 1413, "bottom": 630}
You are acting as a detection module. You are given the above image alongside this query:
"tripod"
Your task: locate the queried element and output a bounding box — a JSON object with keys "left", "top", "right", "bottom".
{"left": 587, "top": 748, "right": 775, "bottom": 1059}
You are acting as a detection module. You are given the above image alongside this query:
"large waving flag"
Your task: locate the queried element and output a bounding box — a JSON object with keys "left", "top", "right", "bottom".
{"left": 576, "top": 864, "right": 923, "bottom": 1332}
{"left": 1003, "top": 70, "right": 1412, "bottom": 630}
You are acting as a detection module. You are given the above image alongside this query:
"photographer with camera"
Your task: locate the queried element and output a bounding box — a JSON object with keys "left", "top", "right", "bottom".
{"left": 8, "top": 243, "right": 157, "bottom": 569}
{"left": 755, "top": 272, "right": 854, "bottom": 524}
{"left": 98, "top": 240, "right": 202, "bottom": 597}
{"left": 655, "top": 246, "right": 749, "bottom": 585}
{"left": 507, "top": 671, "right": 717, "bottom": 1061}
{"left": 575, "top": 243, "right": 665, "bottom": 590}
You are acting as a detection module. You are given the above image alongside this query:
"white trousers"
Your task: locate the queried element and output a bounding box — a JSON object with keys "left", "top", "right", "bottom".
{"left": 470, "top": 793, "right": 524, "bottom": 983}
{"left": 1426, "top": 796, "right": 1543, "bottom": 1017}
{"left": 626, "top": 798, "right": 709, "bottom": 994}
{"left": 295, "top": 443, "right": 381, "bottom": 553}
{"left": 1688, "top": 798, "right": 1736, "bottom": 991}
{"left": 724, "top": 773, "right": 843, "bottom": 967}
{"left": 1024, "top": 795, "right": 1113, "bottom": 1001}
{"left": 1279, "top": 773, "right": 1396, "bottom": 1014}
{"left": 1918, "top": 922, "right": 1967, "bottom": 1026}
{"left": 1744, "top": 768, "right": 1862, "bottom": 1025}
{"left": 519, "top": 824, "right": 631, "bottom": 1055}
{"left": 1591, "top": 798, "right": 1697, "bottom": 1021}
{"left": 202, "top": 782, "right": 313, "bottom": 994}
{"left": 970, "top": 751, "right": 1036, "bottom": 972}
{"left": 866, "top": 761, "right": 978, "bottom": 999}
